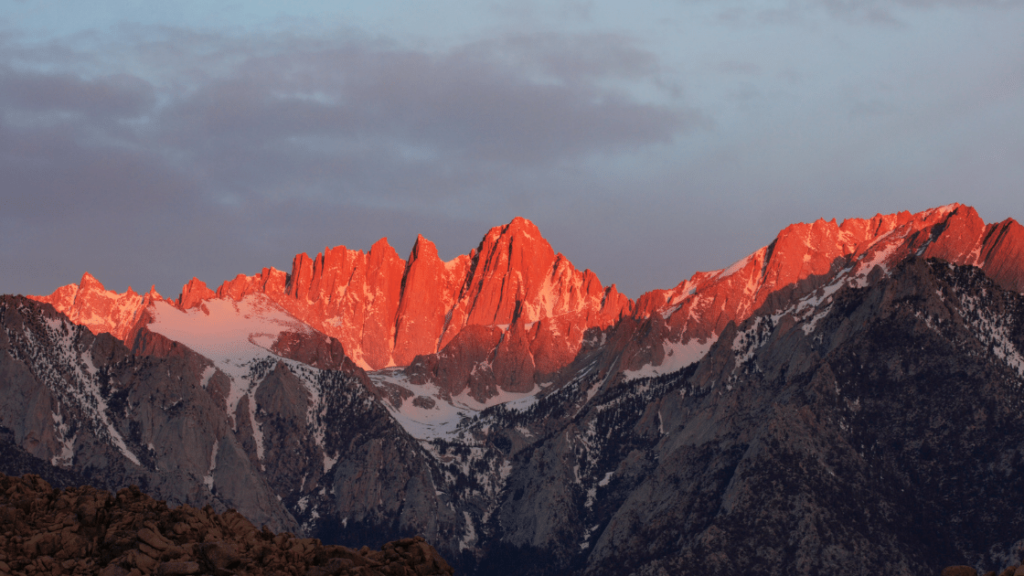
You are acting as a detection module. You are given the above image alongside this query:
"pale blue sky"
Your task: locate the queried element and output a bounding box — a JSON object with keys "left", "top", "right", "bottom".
{"left": 1, "top": 0, "right": 1021, "bottom": 298}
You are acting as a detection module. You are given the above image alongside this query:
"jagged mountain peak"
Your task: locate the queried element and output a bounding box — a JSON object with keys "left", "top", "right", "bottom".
{"left": 79, "top": 271, "right": 106, "bottom": 292}
{"left": 30, "top": 217, "right": 629, "bottom": 381}
{"left": 26, "top": 206, "right": 1023, "bottom": 400}
{"left": 29, "top": 271, "right": 159, "bottom": 341}
{"left": 491, "top": 215, "right": 543, "bottom": 237}
{"left": 178, "top": 277, "right": 216, "bottom": 310}
{"left": 408, "top": 233, "right": 439, "bottom": 259}
{"left": 604, "top": 203, "right": 1024, "bottom": 382}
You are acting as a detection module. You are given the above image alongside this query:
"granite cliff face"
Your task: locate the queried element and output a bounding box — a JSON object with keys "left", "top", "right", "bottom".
{"left": 32, "top": 206, "right": 1024, "bottom": 406}
{"left": 32, "top": 218, "right": 630, "bottom": 403}
{"left": 8, "top": 203, "right": 1024, "bottom": 575}
{"left": 601, "top": 204, "right": 1024, "bottom": 382}
{"left": 176, "top": 217, "right": 632, "bottom": 387}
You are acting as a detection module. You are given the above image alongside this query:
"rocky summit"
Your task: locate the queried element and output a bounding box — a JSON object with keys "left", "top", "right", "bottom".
{"left": 0, "top": 473, "right": 453, "bottom": 576}
{"left": 31, "top": 217, "right": 631, "bottom": 398}
{"left": 4, "top": 203, "right": 1024, "bottom": 575}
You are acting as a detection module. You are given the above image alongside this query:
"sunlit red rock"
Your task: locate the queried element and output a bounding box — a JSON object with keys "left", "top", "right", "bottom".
{"left": 199, "top": 218, "right": 630, "bottom": 388}
{"left": 178, "top": 277, "right": 216, "bottom": 310}
{"left": 392, "top": 235, "right": 460, "bottom": 367}
{"left": 28, "top": 273, "right": 158, "bottom": 340}
{"left": 29, "top": 205, "right": 1023, "bottom": 401}
{"left": 491, "top": 318, "right": 537, "bottom": 394}
{"left": 612, "top": 203, "right": 1024, "bottom": 378}
{"left": 978, "top": 218, "right": 1024, "bottom": 293}
{"left": 30, "top": 218, "right": 629, "bottom": 401}
{"left": 920, "top": 205, "right": 987, "bottom": 264}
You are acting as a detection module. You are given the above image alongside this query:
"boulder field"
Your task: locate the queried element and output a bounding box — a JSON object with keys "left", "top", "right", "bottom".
{"left": 0, "top": 474, "right": 452, "bottom": 576}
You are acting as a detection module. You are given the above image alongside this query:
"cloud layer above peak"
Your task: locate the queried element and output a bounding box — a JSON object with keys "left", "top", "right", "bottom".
{"left": 1, "top": 1, "right": 1021, "bottom": 299}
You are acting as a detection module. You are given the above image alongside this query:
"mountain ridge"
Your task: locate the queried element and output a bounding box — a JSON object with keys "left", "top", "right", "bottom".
{"left": 6, "top": 202, "right": 1024, "bottom": 575}
{"left": 28, "top": 204, "right": 1024, "bottom": 406}
{"left": 30, "top": 218, "right": 631, "bottom": 378}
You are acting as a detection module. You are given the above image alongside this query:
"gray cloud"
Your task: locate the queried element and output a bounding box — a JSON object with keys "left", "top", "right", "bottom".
{"left": 0, "top": 28, "right": 700, "bottom": 297}
{"left": 155, "top": 34, "right": 691, "bottom": 166}
{"left": 0, "top": 67, "right": 154, "bottom": 119}
{"left": 706, "top": 0, "right": 1023, "bottom": 25}
{"left": 812, "top": 0, "right": 1023, "bottom": 23}
{"left": 1, "top": 5, "right": 1020, "bottom": 301}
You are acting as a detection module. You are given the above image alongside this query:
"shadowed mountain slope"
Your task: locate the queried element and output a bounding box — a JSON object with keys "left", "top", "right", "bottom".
{"left": 8, "top": 203, "right": 1024, "bottom": 575}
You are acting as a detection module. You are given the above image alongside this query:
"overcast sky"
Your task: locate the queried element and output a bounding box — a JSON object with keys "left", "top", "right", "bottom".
{"left": 1, "top": 0, "right": 1021, "bottom": 299}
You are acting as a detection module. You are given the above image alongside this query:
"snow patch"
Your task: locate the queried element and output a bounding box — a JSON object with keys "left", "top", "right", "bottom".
{"left": 580, "top": 524, "right": 601, "bottom": 550}
{"left": 203, "top": 440, "right": 219, "bottom": 490}
{"left": 148, "top": 295, "right": 314, "bottom": 415}
{"left": 199, "top": 365, "right": 216, "bottom": 389}
{"left": 370, "top": 368, "right": 543, "bottom": 440}
{"left": 622, "top": 337, "right": 716, "bottom": 380}
{"left": 459, "top": 512, "right": 477, "bottom": 552}
{"left": 718, "top": 253, "right": 754, "bottom": 279}
{"left": 50, "top": 412, "right": 75, "bottom": 467}
{"left": 248, "top": 393, "right": 266, "bottom": 463}
{"left": 323, "top": 452, "right": 338, "bottom": 474}
{"left": 147, "top": 295, "right": 327, "bottom": 466}
{"left": 801, "top": 307, "right": 832, "bottom": 335}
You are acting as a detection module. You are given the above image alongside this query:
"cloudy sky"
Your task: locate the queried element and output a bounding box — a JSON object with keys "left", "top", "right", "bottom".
{"left": 1, "top": 0, "right": 1021, "bottom": 299}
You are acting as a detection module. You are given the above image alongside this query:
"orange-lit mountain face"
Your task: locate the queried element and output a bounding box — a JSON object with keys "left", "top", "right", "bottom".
{"left": 207, "top": 217, "right": 633, "bottom": 376}
{"left": 29, "top": 274, "right": 162, "bottom": 342}
{"left": 605, "top": 203, "right": 1024, "bottom": 379}
{"left": 29, "top": 204, "right": 1024, "bottom": 401}
{"left": 31, "top": 218, "right": 631, "bottom": 393}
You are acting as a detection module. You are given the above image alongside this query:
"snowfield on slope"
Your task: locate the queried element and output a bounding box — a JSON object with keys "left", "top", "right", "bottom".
{"left": 622, "top": 337, "right": 716, "bottom": 381}
{"left": 369, "top": 368, "right": 541, "bottom": 440}
{"left": 148, "top": 296, "right": 544, "bottom": 441}
{"left": 147, "top": 295, "right": 317, "bottom": 414}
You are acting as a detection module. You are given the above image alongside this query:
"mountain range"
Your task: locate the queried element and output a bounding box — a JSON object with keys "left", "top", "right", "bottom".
{"left": 3, "top": 203, "right": 1024, "bottom": 575}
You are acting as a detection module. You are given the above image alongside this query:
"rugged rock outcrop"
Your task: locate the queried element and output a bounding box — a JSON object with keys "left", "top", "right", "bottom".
{"left": 268, "top": 332, "right": 349, "bottom": 372}
{"left": 32, "top": 206, "right": 1024, "bottom": 402}
{"left": 31, "top": 218, "right": 631, "bottom": 400}
{"left": 0, "top": 473, "right": 453, "bottom": 576}
{"left": 602, "top": 203, "right": 1024, "bottom": 379}
{"left": 420, "top": 256, "right": 1024, "bottom": 576}
{"left": 215, "top": 218, "right": 632, "bottom": 393}
{"left": 28, "top": 275, "right": 164, "bottom": 342}
{"left": 534, "top": 257, "right": 1023, "bottom": 574}
{"left": 193, "top": 218, "right": 631, "bottom": 381}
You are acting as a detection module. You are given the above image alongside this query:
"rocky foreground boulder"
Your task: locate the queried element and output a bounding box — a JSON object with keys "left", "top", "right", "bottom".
{"left": 0, "top": 474, "right": 453, "bottom": 576}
